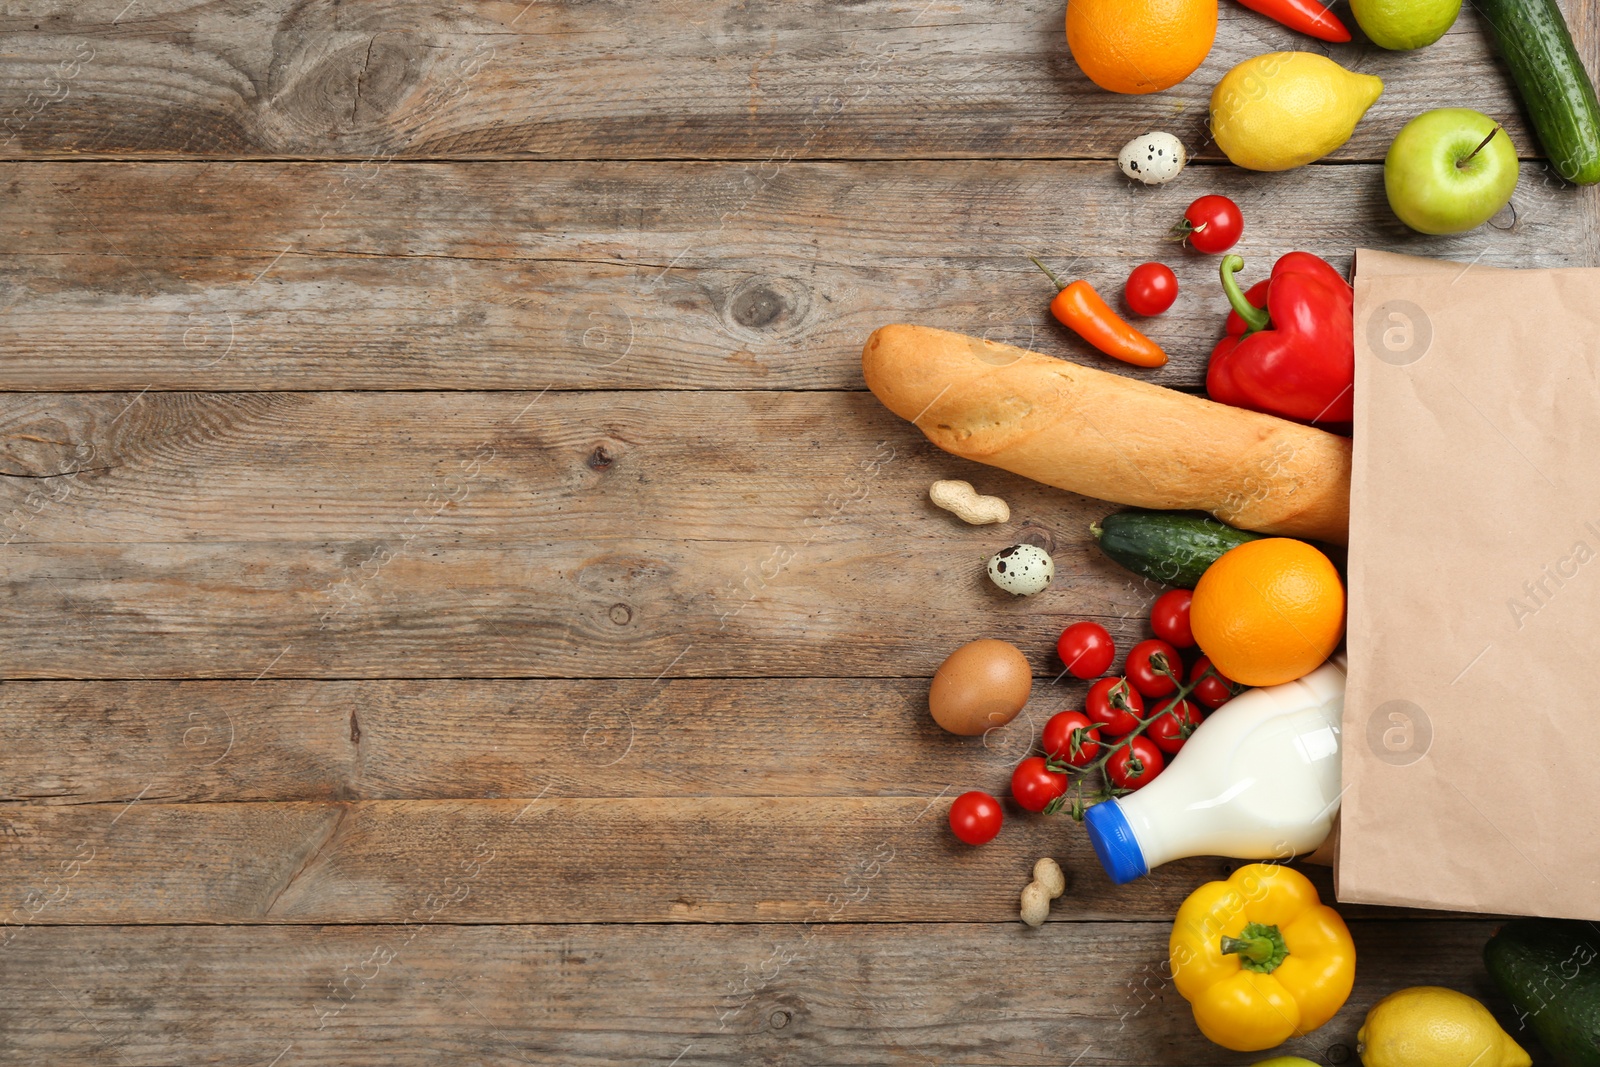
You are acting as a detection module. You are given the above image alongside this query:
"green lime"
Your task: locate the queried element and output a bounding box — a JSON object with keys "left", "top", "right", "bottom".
{"left": 1350, "top": 0, "right": 1461, "bottom": 49}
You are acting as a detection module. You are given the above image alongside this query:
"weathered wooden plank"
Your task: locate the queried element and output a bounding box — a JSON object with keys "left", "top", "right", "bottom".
{"left": 0, "top": 678, "right": 1060, "bottom": 804}
{"left": 0, "top": 534, "right": 1164, "bottom": 679}
{"left": 0, "top": 388, "right": 1192, "bottom": 550}
{"left": 0, "top": 921, "right": 1527, "bottom": 1066}
{"left": 0, "top": 0, "right": 1553, "bottom": 163}
{"left": 0, "top": 390, "right": 1064, "bottom": 543}
{"left": 0, "top": 796, "right": 1362, "bottom": 924}
{"left": 0, "top": 796, "right": 1228, "bottom": 923}
{"left": 0, "top": 387, "right": 1202, "bottom": 679}
{"left": 0, "top": 160, "right": 1589, "bottom": 390}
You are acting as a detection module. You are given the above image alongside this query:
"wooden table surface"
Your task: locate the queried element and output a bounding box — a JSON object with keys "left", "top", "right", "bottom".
{"left": 1, "top": 1, "right": 1594, "bottom": 1063}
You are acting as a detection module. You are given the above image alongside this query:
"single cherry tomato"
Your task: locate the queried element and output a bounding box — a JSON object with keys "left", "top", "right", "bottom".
{"left": 1125, "top": 262, "right": 1179, "bottom": 316}
{"left": 1189, "top": 654, "right": 1242, "bottom": 710}
{"left": 1086, "top": 676, "right": 1144, "bottom": 736}
{"left": 1041, "top": 710, "right": 1101, "bottom": 767}
{"left": 948, "top": 790, "right": 1003, "bottom": 845}
{"left": 1011, "top": 756, "right": 1070, "bottom": 813}
{"left": 1106, "top": 735, "right": 1166, "bottom": 790}
{"left": 1176, "top": 195, "right": 1244, "bottom": 254}
{"left": 1146, "top": 696, "right": 1203, "bottom": 755}
{"left": 1056, "top": 621, "right": 1114, "bottom": 679}
{"left": 1149, "top": 589, "right": 1195, "bottom": 649}
{"left": 1124, "top": 638, "right": 1182, "bottom": 698}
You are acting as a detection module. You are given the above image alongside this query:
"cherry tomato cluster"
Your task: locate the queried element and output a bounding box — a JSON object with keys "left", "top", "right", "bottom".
{"left": 947, "top": 588, "right": 1247, "bottom": 846}
{"left": 1118, "top": 195, "right": 1244, "bottom": 322}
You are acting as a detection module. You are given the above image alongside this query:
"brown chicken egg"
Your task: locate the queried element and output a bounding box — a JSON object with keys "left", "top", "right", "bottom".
{"left": 928, "top": 638, "right": 1033, "bottom": 736}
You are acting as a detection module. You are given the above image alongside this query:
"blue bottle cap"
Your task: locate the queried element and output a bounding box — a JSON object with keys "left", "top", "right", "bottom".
{"left": 1084, "top": 799, "right": 1148, "bottom": 884}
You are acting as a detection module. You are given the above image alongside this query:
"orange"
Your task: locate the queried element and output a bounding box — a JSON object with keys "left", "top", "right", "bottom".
{"left": 1190, "top": 538, "right": 1345, "bottom": 687}
{"left": 1066, "top": 0, "right": 1218, "bottom": 95}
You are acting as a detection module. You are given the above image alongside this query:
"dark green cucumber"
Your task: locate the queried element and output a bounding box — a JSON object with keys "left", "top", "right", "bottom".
{"left": 1478, "top": 0, "right": 1600, "bottom": 184}
{"left": 1485, "top": 919, "right": 1600, "bottom": 1067}
{"left": 1090, "top": 510, "right": 1263, "bottom": 588}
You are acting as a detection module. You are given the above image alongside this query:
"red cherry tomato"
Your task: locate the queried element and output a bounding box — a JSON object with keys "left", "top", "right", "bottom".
{"left": 1107, "top": 736, "right": 1165, "bottom": 790}
{"left": 1125, "top": 638, "right": 1182, "bottom": 698}
{"left": 1150, "top": 589, "right": 1195, "bottom": 649}
{"left": 1146, "top": 696, "right": 1203, "bottom": 755}
{"left": 1056, "top": 621, "right": 1114, "bottom": 679}
{"left": 1041, "top": 710, "right": 1101, "bottom": 767}
{"left": 948, "top": 791, "right": 1003, "bottom": 845}
{"left": 1086, "top": 676, "right": 1144, "bottom": 736}
{"left": 1011, "top": 756, "right": 1070, "bottom": 813}
{"left": 1189, "top": 654, "right": 1242, "bottom": 710}
{"left": 1178, "top": 195, "right": 1244, "bottom": 254}
{"left": 1125, "top": 262, "right": 1179, "bottom": 317}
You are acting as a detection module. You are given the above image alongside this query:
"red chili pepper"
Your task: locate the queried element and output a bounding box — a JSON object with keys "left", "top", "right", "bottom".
{"left": 1206, "top": 253, "right": 1354, "bottom": 424}
{"left": 1234, "top": 0, "right": 1351, "bottom": 41}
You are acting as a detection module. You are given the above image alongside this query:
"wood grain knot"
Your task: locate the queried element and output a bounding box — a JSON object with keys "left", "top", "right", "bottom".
{"left": 586, "top": 445, "right": 615, "bottom": 470}
{"left": 730, "top": 284, "right": 788, "bottom": 329}
{"left": 723, "top": 275, "right": 809, "bottom": 340}
{"left": 769, "top": 1009, "right": 790, "bottom": 1029}
{"left": 1014, "top": 522, "right": 1055, "bottom": 555}
{"left": 607, "top": 603, "right": 632, "bottom": 625}
{"left": 267, "top": 30, "right": 430, "bottom": 140}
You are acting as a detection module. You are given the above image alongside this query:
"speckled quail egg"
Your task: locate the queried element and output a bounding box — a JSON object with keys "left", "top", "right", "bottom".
{"left": 1118, "top": 132, "right": 1187, "bottom": 185}
{"left": 987, "top": 544, "right": 1054, "bottom": 596}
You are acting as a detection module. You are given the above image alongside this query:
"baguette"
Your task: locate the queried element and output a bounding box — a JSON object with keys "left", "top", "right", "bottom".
{"left": 862, "top": 324, "right": 1350, "bottom": 544}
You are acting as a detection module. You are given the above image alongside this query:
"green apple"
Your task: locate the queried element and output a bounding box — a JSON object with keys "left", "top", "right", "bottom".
{"left": 1385, "top": 108, "right": 1519, "bottom": 235}
{"left": 1351, "top": 0, "right": 1461, "bottom": 49}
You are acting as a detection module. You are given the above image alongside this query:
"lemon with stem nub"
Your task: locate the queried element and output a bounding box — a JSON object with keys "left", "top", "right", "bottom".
{"left": 1209, "top": 51, "right": 1384, "bottom": 171}
{"left": 1357, "top": 987, "right": 1532, "bottom": 1067}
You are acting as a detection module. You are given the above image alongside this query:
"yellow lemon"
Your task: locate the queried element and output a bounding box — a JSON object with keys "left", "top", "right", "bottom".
{"left": 1210, "top": 51, "right": 1384, "bottom": 171}
{"left": 1357, "top": 987, "right": 1532, "bottom": 1067}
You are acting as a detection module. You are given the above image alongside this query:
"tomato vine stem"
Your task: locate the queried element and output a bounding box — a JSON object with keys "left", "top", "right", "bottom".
{"left": 1043, "top": 655, "right": 1219, "bottom": 819}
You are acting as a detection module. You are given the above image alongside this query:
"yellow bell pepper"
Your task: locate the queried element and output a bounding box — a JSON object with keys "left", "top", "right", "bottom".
{"left": 1169, "top": 863, "right": 1356, "bottom": 1052}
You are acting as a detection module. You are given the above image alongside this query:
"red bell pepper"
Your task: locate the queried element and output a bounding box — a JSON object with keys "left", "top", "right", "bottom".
{"left": 1234, "top": 0, "right": 1351, "bottom": 42}
{"left": 1206, "top": 252, "right": 1354, "bottom": 424}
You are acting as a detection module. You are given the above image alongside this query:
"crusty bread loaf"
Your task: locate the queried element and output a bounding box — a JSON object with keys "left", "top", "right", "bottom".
{"left": 862, "top": 324, "right": 1350, "bottom": 544}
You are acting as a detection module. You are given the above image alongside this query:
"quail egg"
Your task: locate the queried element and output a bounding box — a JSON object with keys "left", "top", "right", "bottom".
{"left": 1118, "top": 132, "right": 1187, "bottom": 185}
{"left": 988, "top": 544, "right": 1054, "bottom": 596}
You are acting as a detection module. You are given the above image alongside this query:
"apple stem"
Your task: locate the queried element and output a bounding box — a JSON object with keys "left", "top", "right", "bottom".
{"left": 1460, "top": 125, "right": 1502, "bottom": 168}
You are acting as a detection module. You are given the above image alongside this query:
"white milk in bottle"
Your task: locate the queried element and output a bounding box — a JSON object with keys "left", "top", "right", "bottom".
{"left": 1084, "top": 656, "right": 1346, "bottom": 883}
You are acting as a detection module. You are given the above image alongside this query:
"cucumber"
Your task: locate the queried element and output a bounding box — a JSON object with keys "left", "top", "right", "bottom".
{"left": 1485, "top": 918, "right": 1600, "bottom": 1067}
{"left": 1477, "top": 0, "right": 1600, "bottom": 184}
{"left": 1090, "top": 510, "right": 1264, "bottom": 589}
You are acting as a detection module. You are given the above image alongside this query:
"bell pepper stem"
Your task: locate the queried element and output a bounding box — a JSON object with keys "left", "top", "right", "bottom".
{"left": 1220, "top": 255, "right": 1271, "bottom": 335}
{"left": 1220, "top": 921, "right": 1290, "bottom": 973}
{"left": 1220, "top": 933, "right": 1275, "bottom": 962}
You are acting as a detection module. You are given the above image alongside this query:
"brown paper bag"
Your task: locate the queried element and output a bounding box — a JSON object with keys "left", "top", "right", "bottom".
{"left": 1338, "top": 248, "right": 1600, "bottom": 919}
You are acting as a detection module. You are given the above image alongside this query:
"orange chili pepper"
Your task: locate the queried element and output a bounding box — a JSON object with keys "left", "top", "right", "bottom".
{"left": 1032, "top": 257, "right": 1168, "bottom": 369}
